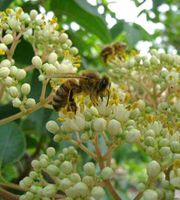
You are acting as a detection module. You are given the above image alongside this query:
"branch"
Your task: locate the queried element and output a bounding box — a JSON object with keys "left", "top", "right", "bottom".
{"left": 0, "top": 187, "right": 19, "bottom": 200}
{"left": 0, "top": 92, "right": 53, "bottom": 126}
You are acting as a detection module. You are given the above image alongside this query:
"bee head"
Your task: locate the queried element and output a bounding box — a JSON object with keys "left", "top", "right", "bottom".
{"left": 97, "top": 76, "right": 111, "bottom": 95}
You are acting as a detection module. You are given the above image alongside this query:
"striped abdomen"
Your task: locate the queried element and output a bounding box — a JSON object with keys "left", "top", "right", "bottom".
{"left": 52, "top": 82, "right": 70, "bottom": 111}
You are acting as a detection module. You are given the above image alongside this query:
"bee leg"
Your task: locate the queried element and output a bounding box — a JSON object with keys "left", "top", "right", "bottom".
{"left": 90, "top": 95, "right": 99, "bottom": 106}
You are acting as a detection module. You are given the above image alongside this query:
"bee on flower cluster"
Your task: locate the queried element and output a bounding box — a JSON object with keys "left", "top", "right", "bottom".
{"left": 50, "top": 71, "right": 111, "bottom": 113}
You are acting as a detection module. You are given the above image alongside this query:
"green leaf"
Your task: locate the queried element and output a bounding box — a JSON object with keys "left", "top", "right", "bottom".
{"left": 111, "top": 20, "right": 150, "bottom": 47}
{"left": 50, "top": 0, "right": 111, "bottom": 43}
{"left": 0, "top": 0, "right": 13, "bottom": 11}
{"left": 0, "top": 123, "right": 26, "bottom": 166}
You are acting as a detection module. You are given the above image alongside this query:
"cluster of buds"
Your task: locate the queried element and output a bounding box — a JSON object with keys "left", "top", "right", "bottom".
{"left": 0, "top": 7, "right": 80, "bottom": 110}
{"left": 19, "top": 146, "right": 113, "bottom": 200}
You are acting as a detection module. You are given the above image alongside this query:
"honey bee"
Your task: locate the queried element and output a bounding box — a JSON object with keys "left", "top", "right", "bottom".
{"left": 101, "top": 42, "right": 127, "bottom": 63}
{"left": 51, "top": 71, "right": 111, "bottom": 113}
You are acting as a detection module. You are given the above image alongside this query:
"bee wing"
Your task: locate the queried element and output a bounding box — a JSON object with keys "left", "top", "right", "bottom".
{"left": 46, "top": 73, "right": 89, "bottom": 79}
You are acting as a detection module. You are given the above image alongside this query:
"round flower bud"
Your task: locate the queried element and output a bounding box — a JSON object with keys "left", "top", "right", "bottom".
{"left": 59, "top": 33, "right": 68, "bottom": 43}
{"left": 145, "top": 136, "right": 155, "bottom": 146}
{"left": 61, "top": 161, "right": 73, "bottom": 174}
{"left": 170, "top": 141, "right": 180, "bottom": 153}
{"left": 170, "top": 177, "right": 180, "bottom": 188}
{"left": 83, "top": 162, "right": 95, "bottom": 176}
{"left": 25, "top": 98, "right": 36, "bottom": 107}
{"left": 10, "top": 66, "right": 18, "bottom": 76}
{"left": 9, "top": 86, "right": 19, "bottom": 98}
{"left": 137, "top": 183, "right": 146, "bottom": 192}
{"left": 70, "top": 173, "right": 81, "bottom": 183}
{"left": 0, "top": 67, "right": 10, "bottom": 78}
{"left": 31, "top": 160, "right": 41, "bottom": 170}
{"left": 1, "top": 59, "right": 11, "bottom": 68}
{"left": 2, "top": 34, "right": 13, "bottom": 45}
{"left": 15, "top": 69, "right": 26, "bottom": 80}
{"left": 39, "top": 158, "right": 48, "bottom": 168}
{"left": 82, "top": 176, "right": 94, "bottom": 188}
{"left": 146, "top": 160, "right": 161, "bottom": 178}
{"left": 32, "top": 56, "right": 42, "bottom": 68}
{"left": 93, "top": 118, "right": 107, "bottom": 132}
{"left": 4, "top": 76, "right": 14, "bottom": 86}
{"left": 12, "top": 98, "right": 21, "bottom": 108}
{"left": 38, "top": 74, "right": 45, "bottom": 82}
{"left": 60, "top": 178, "right": 72, "bottom": 190}
{"left": 46, "top": 120, "right": 59, "bottom": 134}
{"left": 21, "top": 83, "right": 31, "bottom": 96}
{"left": 125, "top": 129, "right": 141, "bottom": 143}
{"left": 70, "top": 47, "right": 79, "bottom": 55}
{"left": 143, "top": 189, "right": 158, "bottom": 200}
{"left": 46, "top": 164, "right": 59, "bottom": 176}
{"left": 44, "top": 64, "right": 57, "bottom": 74}
{"left": 42, "top": 184, "right": 56, "bottom": 197}
{"left": 108, "top": 119, "right": 121, "bottom": 136}
{"left": 91, "top": 186, "right": 105, "bottom": 199}
{"left": 0, "top": 43, "right": 8, "bottom": 52}
{"left": 20, "top": 177, "right": 33, "bottom": 188}
{"left": 73, "top": 182, "right": 89, "bottom": 197}
{"left": 101, "top": 167, "right": 113, "bottom": 180}
{"left": 46, "top": 147, "right": 56, "bottom": 157}
{"left": 25, "top": 192, "right": 34, "bottom": 200}
{"left": 30, "top": 9, "right": 38, "bottom": 20}
{"left": 160, "top": 147, "right": 171, "bottom": 157}
{"left": 159, "top": 138, "right": 169, "bottom": 147}
{"left": 48, "top": 52, "right": 58, "bottom": 64}
{"left": 150, "top": 56, "right": 159, "bottom": 65}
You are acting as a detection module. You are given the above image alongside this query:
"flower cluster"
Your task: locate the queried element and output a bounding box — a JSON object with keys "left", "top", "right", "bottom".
{"left": 0, "top": 7, "right": 80, "bottom": 111}
{"left": 20, "top": 146, "right": 110, "bottom": 200}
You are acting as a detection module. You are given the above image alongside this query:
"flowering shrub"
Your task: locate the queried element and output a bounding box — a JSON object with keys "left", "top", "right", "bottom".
{"left": 0, "top": 7, "right": 179, "bottom": 200}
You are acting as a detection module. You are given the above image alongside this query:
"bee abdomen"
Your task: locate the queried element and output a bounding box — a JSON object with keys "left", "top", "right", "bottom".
{"left": 52, "top": 85, "right": 69, "bottom": 111}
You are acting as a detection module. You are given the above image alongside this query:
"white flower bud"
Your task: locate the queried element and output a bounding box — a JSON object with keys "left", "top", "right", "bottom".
{"left": 151, "top": 121, "right": 162, "bottom": 135}
{"left": 46, "top": 147, "right": 56, "bottom": 157}
{"left": 15, "top": 69, "right": 26, "bottom": 80}
{"left": 4, "top": 76, "right": 14, "bottom": 86}
{"left": 44, "top": 64, "right": 57, "bottom": 74}
{"left": 114, "top": 104, "right": 130, "bottom": 122}
{"left": 74, "top": 115, "right": 85, "bottom": 132}
{"left": 83, "top": 162, "right": 95, "bottom": 176}
{"left": 66, "top": 39, "right": 72, "bottom": 47}
{"left": 60, "top": 178, "right": 72, "bottom": 190}
{"left": 12, "top": 98, "right": 21, "bottom": 108}
{"left": 61, "top": 161, "right": 73, "bottom": 174}
{"left": 170, "top": 177, "right": 180, "bottom": 188}
{"left": 31, "top": 160, "right": 41, "bottom": 170}
{"left": 70, "top": 173, "right": 81, "bottom": 183}
{"left": 2, "top": 34, "right": 13, "bottom": 45}
{"left": 46, "top": 164, "right": 59, "bottom": 176}
{"left": 93, "top": 118, "right": 107, "bottom": 132}
{"left": 21, "top": 83, "right": 31, "bottom": 96}
{"left": 101, "top": 167, "right": 113, "bottom": 180}
{"left": 10, "top": 66, "right": 18, "bottom": 76}
{"left": 108, "top": 119, "right": 121, "bottom": 136}
{"left": 30, "top": 9, "right": 38, "bottom": 20}
{"left": 42, "top": 184, "right": 56, "bottom": 197}
{"left": 150, "top": 56, "right": 159, "bottom": 65}
{"left": 38, "top": 74, "right": 45, "bottom": 81}
{"left": 131, "top": 70, "right": 139, "bottom": 81}
{"left": 9, "top": 86, "right": 19, "bottom": 98}
{"left": 48, "top": 52, "right": 58, "bottom": 64}
{"left": 73, "top": 182, "right": 89, "bottom": 197}
{"left": 143, "top": 189, "right": 158, "bottom": 200}
{"left": 91, "top": 186, "right": 105, "bottom": 199}
{"left": 160, "top": 147, "right": 171, "bottom": 157}
{"left": 46, "top": 120, "right": 59, "bottom": 134}
{"left": 59, "top": 33, "right": 68, "bottom": 43}
{"left": 126, "top": 129, "right": 141, "bottom": 143}
{"left": 23, "top": 28, "right": 33, "bottom": 39}
{"left": 25, "top": 98, "right": 36, "bottom": 107}
{"left": 170, "top": 141, "right": 180, "bottom": 153}
{"left": 0, "top": 67, "right": 10, "bottom": 78}
{"left": 146, "top": 160, "right": 161, "bottom": 178}
{"left": 1, "top": 59, "right": 11, "bottom": 68}
{"left": 70, "top": 47, "right": 79, "bottom": 55}
{"left": 0, "top": 43, "right": 8, "bottom": 52}
{"left": 32, "top": 56, "right": 42, "bottom": 68}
